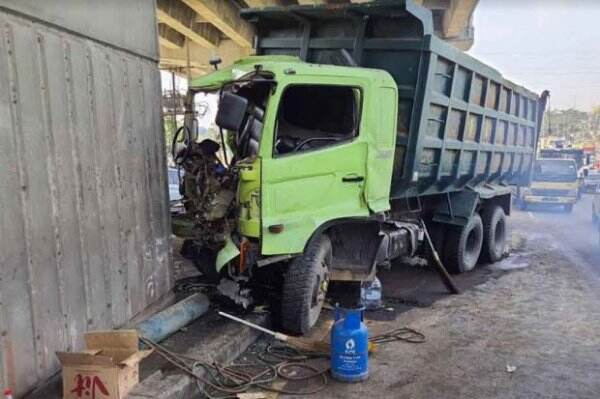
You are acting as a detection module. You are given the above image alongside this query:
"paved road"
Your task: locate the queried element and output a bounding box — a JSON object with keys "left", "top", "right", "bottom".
{"left": 274, "top": 195, "right": 600, "bottom": 399}
{"left": 519, "top": 194, "right": 600, "bottom": 276}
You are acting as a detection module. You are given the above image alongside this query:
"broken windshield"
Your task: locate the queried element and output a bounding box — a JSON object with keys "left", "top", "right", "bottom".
{"left": 188, "top": 76, "right": 274, "bottom": 164}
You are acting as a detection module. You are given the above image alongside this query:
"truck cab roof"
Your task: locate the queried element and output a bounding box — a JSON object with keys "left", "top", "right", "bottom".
{"left": 189, "top": 55, "right": 396, "bottom": 91}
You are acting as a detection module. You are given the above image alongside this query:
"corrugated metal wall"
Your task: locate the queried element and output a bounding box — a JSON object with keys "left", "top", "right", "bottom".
{"left": 0, "top": 2, "right": 171, "bottom": 396}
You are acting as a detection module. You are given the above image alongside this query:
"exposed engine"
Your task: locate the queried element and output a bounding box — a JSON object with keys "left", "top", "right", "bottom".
{"left": 172, "top": 130, "right": 237, "bottom": 278}
{"left": 180, "top": 138, "right": 235, "bottom": 245}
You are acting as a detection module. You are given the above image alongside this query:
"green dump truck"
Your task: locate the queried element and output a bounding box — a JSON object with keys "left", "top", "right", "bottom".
{"left": 172, "top": 0, "right": 548, "bottom": 334}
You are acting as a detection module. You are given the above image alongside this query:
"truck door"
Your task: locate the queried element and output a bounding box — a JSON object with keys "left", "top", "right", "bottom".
{"left": 260, "top": 83, "right": 370, "bottom": 255}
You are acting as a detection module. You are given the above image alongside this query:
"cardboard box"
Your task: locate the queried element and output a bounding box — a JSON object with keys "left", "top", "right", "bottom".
{"left": 57, "top": 330, "right": 151, "bottom": 399}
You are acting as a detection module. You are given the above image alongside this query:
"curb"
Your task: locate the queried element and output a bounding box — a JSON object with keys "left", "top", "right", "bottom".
{"left": 129, "top": 311, "right": 270, "bottom": 399}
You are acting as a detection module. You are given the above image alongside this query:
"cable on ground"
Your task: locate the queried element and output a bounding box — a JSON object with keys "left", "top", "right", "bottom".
{"left": 141, "top": 325, "right": 424, "bottom": 398}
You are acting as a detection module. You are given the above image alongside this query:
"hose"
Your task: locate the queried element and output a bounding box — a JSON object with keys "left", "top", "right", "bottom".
{"left": 141, "top": 325, "right": 425, "bottom": 398}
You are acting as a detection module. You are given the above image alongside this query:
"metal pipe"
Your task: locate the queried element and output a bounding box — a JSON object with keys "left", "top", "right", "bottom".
{"left": 218, "top": 311, "right": 289, "bottom": 342}
{"left": 420, "top": 220, "right": 461, "bottom": 295}
{"left": 137, "top": 293, "right": 210, "bottom": 343}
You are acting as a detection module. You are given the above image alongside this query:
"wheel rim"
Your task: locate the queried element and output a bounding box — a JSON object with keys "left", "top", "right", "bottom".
{"left": 463, "top": 219, "right": 483, "bottom": 271}
{"left": 311, "top": 260, "right": 329, "bottom": 309}
{"left": 494, "top": 217, "right": 506, "bottom": 254}
{"left": 466, "top": 228, "right": 479, "bottom": 254}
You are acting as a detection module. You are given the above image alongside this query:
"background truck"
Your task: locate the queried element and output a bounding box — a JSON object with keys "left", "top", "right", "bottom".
{"left": 539, "top": 147, "right": 591, "bottom": 196}
{"left": 171, "top": 0, "right": 548, "bottom": 334}
{"left": 520, "top": 158, "right": 579, "bottom": 212}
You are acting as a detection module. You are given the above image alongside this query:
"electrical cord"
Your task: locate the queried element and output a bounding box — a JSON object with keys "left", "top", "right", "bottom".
{"left": 141, "top": 325, "right": 425, "bottom": 398}
{"left": 140, "top": 337, "right": 328, "bottom": 398}
{"left": 370, "top": 327, "right": 426, "bottom": 345}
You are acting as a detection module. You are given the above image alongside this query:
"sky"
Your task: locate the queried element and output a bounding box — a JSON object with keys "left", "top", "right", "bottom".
{"left": 468, "top": 0, "right": 600, "bottom": 111}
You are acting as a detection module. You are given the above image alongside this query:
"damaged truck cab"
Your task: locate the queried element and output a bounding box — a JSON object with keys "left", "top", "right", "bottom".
{"left": 172, "top": 1, "right": 547, "bottom": 334}
{"left": 174, "top": 57, "right": 400, "bottom": 330}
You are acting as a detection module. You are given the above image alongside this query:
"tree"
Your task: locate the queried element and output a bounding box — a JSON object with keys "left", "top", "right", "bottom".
{"left": 591, "top": 105, "right": 600, "bottom": 136}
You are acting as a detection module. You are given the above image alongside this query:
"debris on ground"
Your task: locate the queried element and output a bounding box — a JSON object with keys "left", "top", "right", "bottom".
{"left": 139, "top": 312, "right": 425, "bottom": 398}
{"left": 506, "top": 365, "right": 517, "bottom": 373}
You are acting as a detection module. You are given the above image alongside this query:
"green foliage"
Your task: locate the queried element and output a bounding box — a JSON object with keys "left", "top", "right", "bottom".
{"left": 542, "top": 108, "right": 597, "bottom": 140}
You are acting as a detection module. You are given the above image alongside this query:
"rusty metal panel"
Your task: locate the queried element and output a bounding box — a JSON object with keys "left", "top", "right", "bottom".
{"left": 0, "top": 5, "right": 170, "bottom": 397}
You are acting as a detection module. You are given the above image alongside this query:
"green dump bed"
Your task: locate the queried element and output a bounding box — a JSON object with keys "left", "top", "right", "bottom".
{"left": 242, "top": 0, "right": 548, "bottom": 199}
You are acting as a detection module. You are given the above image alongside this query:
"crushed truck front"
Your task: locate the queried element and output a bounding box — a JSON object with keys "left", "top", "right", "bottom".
{"left": 173, "top": 56, "right": 398, "bottom": 276}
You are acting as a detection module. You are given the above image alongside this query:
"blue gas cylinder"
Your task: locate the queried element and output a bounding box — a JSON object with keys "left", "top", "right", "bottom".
{"left": 330, "top": 306, "right": 369, "bottom": 382}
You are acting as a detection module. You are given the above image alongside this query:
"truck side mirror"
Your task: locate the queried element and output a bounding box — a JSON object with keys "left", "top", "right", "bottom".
{"left": 215, "top": 92, "right": 248, "bottom": 132}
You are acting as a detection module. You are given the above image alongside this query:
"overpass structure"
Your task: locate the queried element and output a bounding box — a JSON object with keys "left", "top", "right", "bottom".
{"left": 157, "top": 0, "right": 478, "bottom": 76}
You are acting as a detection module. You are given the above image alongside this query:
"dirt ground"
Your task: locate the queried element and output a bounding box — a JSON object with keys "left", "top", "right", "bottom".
{"left": 244, "top": 195, "right": 600, "bottom": 399}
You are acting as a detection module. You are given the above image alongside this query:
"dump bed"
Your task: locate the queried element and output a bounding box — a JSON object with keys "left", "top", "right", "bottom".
{"left": 242, "top": 0, "right": 548, "bottom": 199}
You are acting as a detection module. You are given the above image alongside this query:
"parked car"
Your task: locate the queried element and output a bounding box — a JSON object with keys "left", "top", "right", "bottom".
{"left": 168, "top": 167, "right": 182, "bottom": 201}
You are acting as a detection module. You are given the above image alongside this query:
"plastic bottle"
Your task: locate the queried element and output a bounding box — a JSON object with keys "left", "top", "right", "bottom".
{"left": 360, "top": 277, "right": 382, "bottom": 309}
{"left": 4, "top": 389, "right": 14, "bottom": 399}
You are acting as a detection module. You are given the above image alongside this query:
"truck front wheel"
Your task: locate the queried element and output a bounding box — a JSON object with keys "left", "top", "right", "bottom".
{"left": 281, "top": 235, "right": 331, "bottom": 334}
{"left": 444, "top": 213, "right": 484, "bottom": 274}
{"left": 480, "top": 206, "right": 507, "bottom": 264}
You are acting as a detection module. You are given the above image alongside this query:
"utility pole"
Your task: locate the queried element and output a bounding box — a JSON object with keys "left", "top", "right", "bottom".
{"left": 171, "top": 70, "right": 177, "bottom": 131}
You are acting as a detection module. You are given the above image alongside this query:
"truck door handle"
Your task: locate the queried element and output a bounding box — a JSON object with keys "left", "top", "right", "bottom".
{"left": 342, "top": 175, "right": 364, "bottom": 183}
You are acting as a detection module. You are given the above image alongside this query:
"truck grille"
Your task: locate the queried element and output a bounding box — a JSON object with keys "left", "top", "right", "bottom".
{"left": 531, "top": 188, "right": 570, "bottom": 196}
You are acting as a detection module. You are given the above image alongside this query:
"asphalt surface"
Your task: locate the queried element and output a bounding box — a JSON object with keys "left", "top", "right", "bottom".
{"left": 521, "top": 194, "right": 600, "bottom": 275}
{"left": 261, "top": 194, "right": 600, "bottom": 399}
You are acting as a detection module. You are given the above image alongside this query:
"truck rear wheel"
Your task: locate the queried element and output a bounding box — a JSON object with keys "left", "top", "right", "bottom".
{"left": 281, "top": 235, "right": 331, "bottom": 334}
{"left": 480, "top": 206, "right": 507, "bottom": 264}
{"left": 444, "top": 213, "right": 483, "bottom": 274}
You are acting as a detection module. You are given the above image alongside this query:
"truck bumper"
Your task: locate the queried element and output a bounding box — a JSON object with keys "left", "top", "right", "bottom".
{"left": 523, "top": 195, "right": 577, "bottom": 205}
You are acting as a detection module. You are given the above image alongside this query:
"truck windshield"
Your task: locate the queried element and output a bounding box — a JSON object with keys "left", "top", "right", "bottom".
{"left": 533, "top": 160, "right": 577, "bottom": 182}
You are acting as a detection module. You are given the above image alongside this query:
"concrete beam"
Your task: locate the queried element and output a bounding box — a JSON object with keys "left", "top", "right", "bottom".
{"left": 422, "top": 0, "right": 451, "bottom": 10}
{"left": 181, "top": 0, "right": 255, "bottom": 48}
{"left": 160, "top": 56, "right": 210, "bottom": 71}
{"left": 160, "top": 39, "right": 252, "bottom": 78}
{"left": 298, "top": 0, "right": 350, "bottom": 4}
{"left": 158, "top": 23, "right": 185, "bottom": 49}
{"left": 244, "top": 0, "right": 285, "bottom": 7}
{"left": 156, "top": 0, "right": 220, "bottom": 49}
{"left": 443, "top": 0, "right": 477, "bottom": 40}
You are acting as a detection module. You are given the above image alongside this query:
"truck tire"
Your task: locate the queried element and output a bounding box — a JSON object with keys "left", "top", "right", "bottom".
{"left": 480, "top": 206, "right": 507, "bottom": 264}
{"left": 444, "top": 213, "right": 484, "bottom": 274}
{"left": 564, "top": 204, "right": 574, "bottom": 213}
{"left": 281, "top": 235, "right": 332, "bottom": 334}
